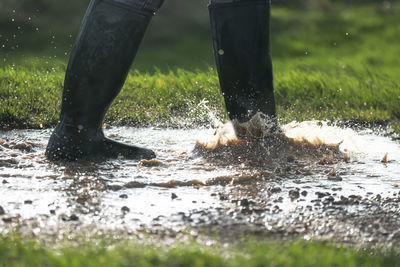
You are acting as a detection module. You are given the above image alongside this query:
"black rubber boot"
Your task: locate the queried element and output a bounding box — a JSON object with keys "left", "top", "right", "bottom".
{"left": 46, "top": 0, "right": 156, "bottom": 161}
{"left": 209, "top": 0, "right": 276, "bottom": 123}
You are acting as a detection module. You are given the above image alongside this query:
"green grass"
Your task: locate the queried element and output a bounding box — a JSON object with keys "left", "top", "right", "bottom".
{"left": 0, "top": 64, "right": 398, "bottom": 130}
{"left": 0, "top": 235, "right": 399, "bottom": 267}
{"left": 0, "top": 66, "right": 224, "bottom": 128}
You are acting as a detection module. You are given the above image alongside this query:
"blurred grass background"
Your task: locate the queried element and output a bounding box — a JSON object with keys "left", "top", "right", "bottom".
{"left": 3, "top": 0, "right": 214, "bottom": 71}
{"left": 1, "top": 0, "right": 398, "bottom": 74}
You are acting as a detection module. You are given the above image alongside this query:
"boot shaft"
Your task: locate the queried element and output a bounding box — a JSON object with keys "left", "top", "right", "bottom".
{"left": 60, "top": 0, "right": 156, "bottom": 130}
{"left": 209, "top": 0, "right": 276, "bottom": 121}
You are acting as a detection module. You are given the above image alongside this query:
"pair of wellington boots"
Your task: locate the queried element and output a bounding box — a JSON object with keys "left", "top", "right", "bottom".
{"left": 45, "top": 0, "right": 276, "bottom": 161}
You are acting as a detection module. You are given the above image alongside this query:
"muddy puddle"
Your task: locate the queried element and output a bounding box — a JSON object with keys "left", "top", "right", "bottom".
{"left": 0, "top": 121, "right": 399, "bottom": 246}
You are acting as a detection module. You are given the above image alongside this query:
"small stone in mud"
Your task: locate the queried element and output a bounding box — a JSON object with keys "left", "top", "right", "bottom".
{"left": 125, "top": 181, "right": 146, "bottom": 189}
{"left": 69, "top": 214, "right": 79, "bottom": 221}
{"left": 219, "top": 194, "right": 228, "bottom": 201}
{"left": 11, "top": 142, "right": 33, "bottom": 152}
{"left": 328, "top": 176, "right": 343, "bottom": 181}
{"left": 2, "top": 179, "right": 8, "bottom": 184}
{"left": 50, "top": 210, "right": 56, "bottom": 215}
{"left": 171, "top": 193, "right": 178, "bottom": 200}
{"left": 140, "top": 159, "right": 165, "bottom": 167}
{"left": 289, "top": 190, "right": 300, "bottom": 201}
{"left": 121, "top": 206, "right": 130, "bottom": 213}
{"left": 0, "top": 158, "right": 18, "bottom": 167}
{"left": 338, "top": 195, "right": 361, "bottom": 205}
{"left": 323, "top": 196, "right": 335, "bottom": 204}
{"left": 76, "top": 197, "right": 87, "bottom": 205}
{"left": 239, "top": 199, "right": 250, "bottom": 207}
{"left": 24, "top": 200, "right": 33, "bottom": 204}
{"left": 269, "top": 186, "right": 282, "bottom": 194}
{"left": 316, "top": 192, "right": 330, "bottom": 198}
{"left": 301, "top": 190, "right": 308, "bottom": 197}
{"left": 0, "top": 205, "right": 5, "bottom": 215}
{"left": 119, "top": 194, "right": 128, "bottom": 199}
{"left": 2, "top": 217, "right": 12, "bottom": 223}
{"left": 61, "top": 214, "right": 79, "bottom": 221}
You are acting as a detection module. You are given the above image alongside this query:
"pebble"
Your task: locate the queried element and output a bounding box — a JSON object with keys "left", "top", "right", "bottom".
{"left": 289, "top": 190, "right": 300, "bottom": 200}
{"left": 219, "top": 194, "right": 228, "bottom": 201}
{"left": 61, "top": 214, "right": 79, "bottom": 221}
{"left": 121, "top": 206, "right": 130, "bottom": 213}
{"left": 69, "top": 214, "right": 79, "bottom": 221}
{"left": 11, "top": 142, "right": 33, "bottom": 152}
{"left": 119, "top": 194, "right": 128, "bottom": 199}
{"left": 328, "top": 176, "right": 343, "bottom": 181}
{"left": 323, "top": 196, "right": 335, "bottom": 204}
{"left": 125, "top": 181, "right": 146, "bottom": 189}
{"left": 269, "top": 186, "right": 282, "bottom": 194}
{"left": 2, "top": 217, "right": 12, "bottom": 223}
{"left": 24, "top": 200, "right": 33, "bottom": 204}
{"left": 171, "top": 193, "right": 178, "bottom": 200}
{"left": 239, "top": 199, "right": 250, "bottom": 207}
{"left": 0, "top": 158, "right": 18, "bottom": 167}
{"left": 316, "top": 192, "right": 330, "bottom": 198}
{"left": 107, "top": 185, "right": 123, "bottom": 191}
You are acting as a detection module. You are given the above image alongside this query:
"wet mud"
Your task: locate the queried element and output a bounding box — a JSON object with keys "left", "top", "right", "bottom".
{"left": 0, "top": 121, "right": 399, "bottom": 247}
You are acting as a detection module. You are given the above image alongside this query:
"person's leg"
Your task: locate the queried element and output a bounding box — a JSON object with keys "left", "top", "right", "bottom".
{"left": 208, "top": 0, "right": 276, "bottom": 122}
{"left": 46, "top": 0, "right": 165, "bottom": 161}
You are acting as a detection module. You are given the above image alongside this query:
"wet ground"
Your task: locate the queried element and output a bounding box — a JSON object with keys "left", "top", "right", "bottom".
{"left": 0, "top": 121, "right": 399, "bottom": 247}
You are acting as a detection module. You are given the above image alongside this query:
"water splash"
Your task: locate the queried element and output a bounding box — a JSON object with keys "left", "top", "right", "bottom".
{"left": 195, "top": 114, "right": 343, "bottom": 169}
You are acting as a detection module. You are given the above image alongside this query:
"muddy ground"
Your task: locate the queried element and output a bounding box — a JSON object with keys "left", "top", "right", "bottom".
{"left": 0, "top": 121, "right": 399, "bottom": 248}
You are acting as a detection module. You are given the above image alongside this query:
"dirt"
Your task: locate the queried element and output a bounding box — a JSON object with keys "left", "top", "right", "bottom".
{"left": 0, "top": 121, "right": 399, "bottom": 248}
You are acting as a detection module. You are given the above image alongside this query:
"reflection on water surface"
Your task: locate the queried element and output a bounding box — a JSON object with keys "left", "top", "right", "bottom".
{"left": 0, "top": 121, "right": 399, "bottom": 245}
